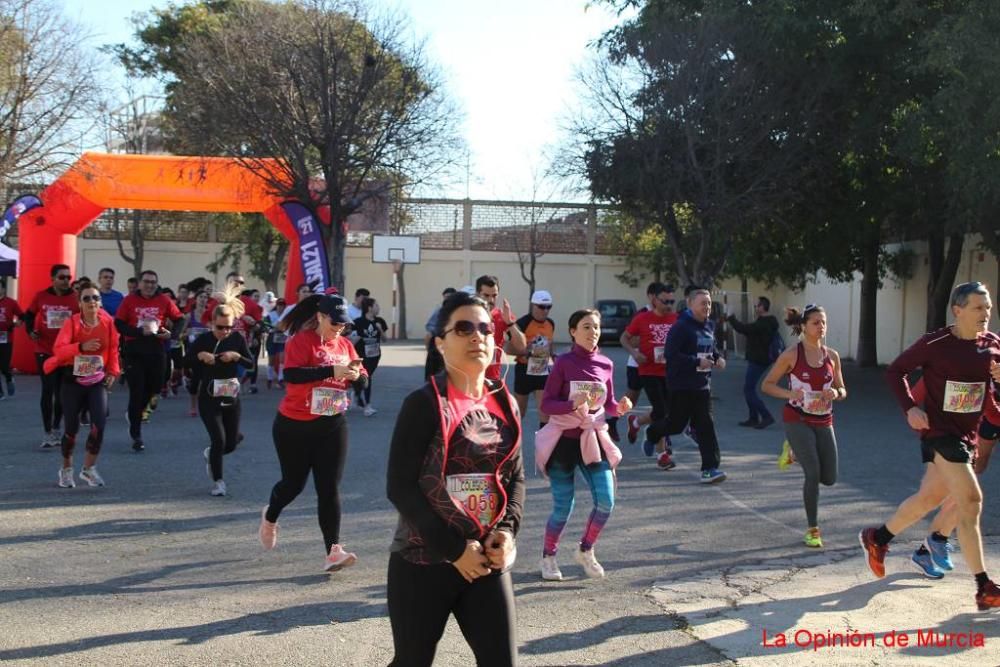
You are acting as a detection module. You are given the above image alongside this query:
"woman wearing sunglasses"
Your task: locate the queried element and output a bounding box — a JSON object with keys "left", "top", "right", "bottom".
{"left": 258, "top": 294, "right": 367, "bottom": 573}
{"left": 386, "top": 291, "right": 524, "bottom": 667}
{"left": 761, "top": 304, "right": 845, "bottom": 548}
{"left": 44, "top": 282, "right": 120, "bottom": 488}
{"left": 185, "top": 286, "right": 255, "bottom": 497}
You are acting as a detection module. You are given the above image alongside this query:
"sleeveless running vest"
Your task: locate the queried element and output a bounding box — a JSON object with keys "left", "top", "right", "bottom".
{"left": 783, "top": 343, "right": 835, "bottom": 427}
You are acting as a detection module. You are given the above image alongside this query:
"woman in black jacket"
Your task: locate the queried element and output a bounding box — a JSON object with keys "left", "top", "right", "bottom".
{"left": 386, "top": 291, "right": 525, "bottom": 667}
{"left": 185, "top": 288, "right": 255, "bottom": 496}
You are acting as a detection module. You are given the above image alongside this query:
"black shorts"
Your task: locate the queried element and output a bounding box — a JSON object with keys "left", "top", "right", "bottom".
{"left": 921, "top": 435, "right": 975, "bottom": 465}
{"left": 979, "top": 419, "right": 1000, "bottom": 442}
{"left": 626, "top": 366, "right": 641, "bottom": 392}
{"left": 514, "top": 363, "right": 548, "bottom": 396}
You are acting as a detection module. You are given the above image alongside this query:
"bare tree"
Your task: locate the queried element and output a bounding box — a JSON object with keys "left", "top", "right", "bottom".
{"left": 0, "top": 0, "right": 102, "bottom": 185}
{"left": 162, "top": 0, "right": 461, "bottom": 292}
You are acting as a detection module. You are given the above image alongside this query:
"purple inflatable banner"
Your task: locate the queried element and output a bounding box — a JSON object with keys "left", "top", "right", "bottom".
{"left": 0, "top": 194, "right": 42, "bottom": 240}
{"left": 281, "top": 201, "right": 330, "bottom": 294}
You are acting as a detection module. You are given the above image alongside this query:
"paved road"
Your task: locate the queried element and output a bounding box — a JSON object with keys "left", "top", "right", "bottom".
{"left": 1, "top": 342, "right": 998, "bottom": 665}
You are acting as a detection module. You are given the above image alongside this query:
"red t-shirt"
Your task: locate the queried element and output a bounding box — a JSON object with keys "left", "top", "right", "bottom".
{"left": 279, "top": 329, "right": 365, "bottom": 421}
{"left": 486, "top": 308, "right": 510, "bottom": 381}
{"left": 27, "top": 289, "right": 79, "bottom": 355}
{"left": 116, "top": 292, "right": 183, "bottom": 341}
{"left": 0, "top": 296, "right": 24, "bottom": 334}
{"left": 625, "top": 310, "right": 679, "bottom": 376}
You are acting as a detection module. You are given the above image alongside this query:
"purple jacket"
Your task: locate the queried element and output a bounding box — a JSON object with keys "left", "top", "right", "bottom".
{"left": 541, "top": 344, "right": 620, "bottom": 439}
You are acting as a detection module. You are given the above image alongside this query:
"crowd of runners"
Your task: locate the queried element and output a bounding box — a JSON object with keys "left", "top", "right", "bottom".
{"left": 2, "top": 267, "right": 999, "bottom": 665}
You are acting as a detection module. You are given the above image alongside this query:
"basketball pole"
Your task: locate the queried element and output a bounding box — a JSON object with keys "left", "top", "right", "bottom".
{"left": 391, "top": 259, "right": 402, "bottom": 339}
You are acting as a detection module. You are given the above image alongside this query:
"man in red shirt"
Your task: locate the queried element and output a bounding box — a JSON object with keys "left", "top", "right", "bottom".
{"left": 861, "top": 281, "right": 1000, "bottom": 609}
{"left": 474, "top": 275, "right": 526, "bottom": 383}
{"left": 23, "top": 264, "right": 79, "bottom": 447}
{"left": 0, "top": 277, "right": 25, "bottom": 399}
{"left": 621, "top": 283, "right": 679, "bottom": 465}
{"left": 115, "top": 269, "right": 184, "bottom": 451}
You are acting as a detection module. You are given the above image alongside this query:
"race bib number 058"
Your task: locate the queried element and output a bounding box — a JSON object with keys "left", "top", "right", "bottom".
{"left": 943, "top": 380, "right": 985, "bottom": 414}
{"left": 447, "top": 473, "right": 500, "bottom": 527}
{"left": 310, "top": 387, "right": 348, "bottom": 416}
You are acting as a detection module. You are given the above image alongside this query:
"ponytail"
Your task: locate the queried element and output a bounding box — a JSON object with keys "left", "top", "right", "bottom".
{"left": 785, "top": 304, "right": 824, "bottom": 337}
{"left": 210, "top": 283, "right": 246, "bottom": 321}
{"left": 278, "top": 294, "right": 322, "bottom": 335}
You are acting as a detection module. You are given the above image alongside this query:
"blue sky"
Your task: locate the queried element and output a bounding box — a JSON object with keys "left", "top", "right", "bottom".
{"left": 64, "top": 0, "right": 623, "bottom": 201}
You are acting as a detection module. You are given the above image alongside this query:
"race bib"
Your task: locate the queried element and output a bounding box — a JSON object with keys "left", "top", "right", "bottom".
{"left": 364, "top": 340, "right": 381, "bottom": 357}
{"left": 697, "top": 352, "right": 713, "bottom": 373}
{"left": 801, "top": 390, "right": 832, "bottom": 416}
{"left": 447, "top": 473, "right": 500, "bottom": 528}
{"left": 46, "top": 308, "right": 70, "bottom": 330}
{"left": 310, "top": 387, "right": 348, "bottom": 416}
{"left": 526, "top": 355, "right": 549, "bottom": 376}
{"left": 570, "top": 380, "right": 607, "bottom": 410}
{"left": 943, "top": 380, "right": 985, "bottom": 414}
{"left": 212, "top": 378, "right": 241, "bottom": 398}
{"left": 139, "top": 317, "right": 159, "bottom": 334}
{"left": 0, "top": 331, "right": 7, "bottom": 344}
{"left": 653, "top": 346, "right": 665, "bottom": 365}
{"left": 73, "top": 355, "right": 103, "bottom": 377}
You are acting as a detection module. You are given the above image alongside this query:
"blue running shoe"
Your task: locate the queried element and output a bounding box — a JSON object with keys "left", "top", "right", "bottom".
{"left": 700, "top": 468, "right": 727, "bottom": 484}
{"left": 642, "top": 439, "right": 655, "bottom": 457}
{"left": 911, "top": 550, "right": 945, "bottom": 579}
{"left": 924, "top": 538, "right": 954, "bottom": 571}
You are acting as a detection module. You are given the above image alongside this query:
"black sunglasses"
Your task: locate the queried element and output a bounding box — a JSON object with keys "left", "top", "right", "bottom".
{"left": 658, "top": 297, "right": 676, "bottom": 305}
{"left": 443, "top": 320, "right": 495, "bottom": 337}
{"left": 80, "top": 295, "right": 101, "bottom": 303}
{"left": 214, "top": 324, "right": 233, "bottom": 331}
{"left": 534, "top": 304, "right": 552, "bottom": 310}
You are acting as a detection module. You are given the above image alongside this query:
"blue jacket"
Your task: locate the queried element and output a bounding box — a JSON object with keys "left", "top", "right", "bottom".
{"left": 664, "top": 309, "right": 718, "bottom": 391}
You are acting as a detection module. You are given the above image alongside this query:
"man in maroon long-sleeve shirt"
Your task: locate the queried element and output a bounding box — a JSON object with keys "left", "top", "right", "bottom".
{"left": 860, "top": 281, "right": 1000, "bottom": 610}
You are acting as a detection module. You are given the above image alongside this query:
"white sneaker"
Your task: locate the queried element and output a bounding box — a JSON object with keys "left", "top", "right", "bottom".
{"left": 540, "top": 555, "right": 563, "bottom": 581}
{"left": 58, "top": 467, "right": 75, "bottom": 488}
{"left": 40, "top": 431, "right": 58, "bottom": 449}
{"left": 324, "top": 544, "right": 357, "bottom": 572}
{"left": 363, "top": 406, "right": 377, "bottom": 417}
{"left": 203, "top": 447, "right": 212, "bottom": 481}
{"left": 210, "top": 480, "right": 227, "bottom": 496}
{"left": 79, "top": 466, "right": 105, "bottom": 487}
{"left": 575, "top": 548, "right": 606, "bottom": 578}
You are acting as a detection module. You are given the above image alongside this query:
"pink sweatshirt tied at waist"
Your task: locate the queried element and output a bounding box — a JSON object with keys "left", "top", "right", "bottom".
{"left": 534, "top": 407, "right": 622, "bottom": 475}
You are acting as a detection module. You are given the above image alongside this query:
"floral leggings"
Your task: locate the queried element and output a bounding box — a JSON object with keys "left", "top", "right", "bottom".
{"left": 543, "top": 456, "right": 615, "bottom": 556}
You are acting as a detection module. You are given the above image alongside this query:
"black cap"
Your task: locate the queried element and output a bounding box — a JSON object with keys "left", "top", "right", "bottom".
{"left": 317, "top": 294, "right": 353, "bottom": 324}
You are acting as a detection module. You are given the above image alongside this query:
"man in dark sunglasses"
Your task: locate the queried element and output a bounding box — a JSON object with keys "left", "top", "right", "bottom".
{"left": 510, "top": 290, "right": 557, "bottom": 428}
{"left": 23, "top": 263, "right": 79, "bottom": 448}
{"left": 728, "top": 296, "right": 780, "bottom": 429}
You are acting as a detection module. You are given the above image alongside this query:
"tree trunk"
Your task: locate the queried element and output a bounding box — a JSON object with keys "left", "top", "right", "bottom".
{"left": 856, "top": 229, "right": 881, "bottom": 367}
{"left": 397, "top": 262, "right": 407, "bottom": 340}
{"left": 926, "top": 231, "right": 964, "bottom": 331}
{"left": 325, "top": 218, "right": 347, "bottom": 294}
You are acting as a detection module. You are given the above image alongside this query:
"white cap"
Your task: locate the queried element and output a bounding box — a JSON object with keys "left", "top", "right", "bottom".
{"left": 531, "top": 290, "right": 553, "bottom": 305}
{"left": 460, "top": 285, "right": 476, "bottom": 295}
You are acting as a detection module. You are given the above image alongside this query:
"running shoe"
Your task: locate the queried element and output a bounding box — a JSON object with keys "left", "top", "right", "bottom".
{"left": 5, "top": 377, "right": 14, "bottom": 396}
{"left": 203, "top": 447, "right": 212, "bottom": 481}
{"left": 363, "top": 406, "right": 377, "bottom": 417}
{"left": 657, "top": 452, "right": 676, "bottom": 470}
{"left": 149, "top": 395, "right": 159, "bottom": 412}
{"left": 858, "top": 527, "right": 888, "bottom": 578}
{"left": 804, "top": 528, "right": 823, "bottom": 548}
{"left": 79, "top": 466, "right": 105, "bottom": 487}
{"left": 132, "top": 439, "right": 145, "bottom": 452}
{"left": 642, "top": 439, "right": 656, "bottom": 457}
{"left": 778, "top": 440, "right": 795, "bottom": 471}
{"left": 626, "top": 414, "right": 640, "bottom": 444}
{"left": 911, "top": 550, "right": 945, "bottom": 579}
{"left": 700, "top": 468, "right": 727, "bottom": 484}
{"left": 58, "top": 467, "right": 75, "bottom": 488}
{"left": 324, "top": 544, "right": 357, "bottom": 572}
{"left": 249, "top": 385, "right": 259, "bottom": 395}
{"left": 259, "top": 506, "right": 278, "bottom": 550}
{"left": 141, "top": 408, "right": 151, "bottom": 423}
{"left": 540, "top": 555, "right": 563, "bottom": 581}
{"left": 40, "top": 431, "right": 59, "bottom": 449}
{"left": 976, "top": 580, "right": 1000, "bottom": 610}
{"left": 574, "top": 548, "right": 605, "bottom": 578}
{"left": 210, "top": 480, "right": 227, "bottom": 496}
{"left": 754, "top": 416, "right": 775, "bottom": 430}
{"left": 924, "top": 537, "right": 955, "bottom": 571}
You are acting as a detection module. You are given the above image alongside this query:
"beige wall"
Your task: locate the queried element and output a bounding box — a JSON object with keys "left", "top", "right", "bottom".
{"left": 6, "top": 235, "right": 997, "bottom": 361}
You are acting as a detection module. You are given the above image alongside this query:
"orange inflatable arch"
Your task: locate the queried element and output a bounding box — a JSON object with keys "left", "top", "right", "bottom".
{"left": 13, "top": 152, "right": 311, "bottom": 371}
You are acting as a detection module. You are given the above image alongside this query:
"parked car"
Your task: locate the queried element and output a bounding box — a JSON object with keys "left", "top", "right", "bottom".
{"left": 594, "top": 299, "right": 637, "bottom": 345}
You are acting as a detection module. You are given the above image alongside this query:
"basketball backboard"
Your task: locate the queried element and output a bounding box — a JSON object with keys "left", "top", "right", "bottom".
{"left": 373, "top": 235, "right": 420, "bottom": 264}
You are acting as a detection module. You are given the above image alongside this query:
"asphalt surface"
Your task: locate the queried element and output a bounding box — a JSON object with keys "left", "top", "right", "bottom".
{"left": 1, "top": 342, "right": 998, "bottom": 665}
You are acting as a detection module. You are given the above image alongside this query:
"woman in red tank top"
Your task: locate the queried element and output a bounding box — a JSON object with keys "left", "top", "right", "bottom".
{"left": 762, "top": 305, "right": 847, "bottom": 548}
